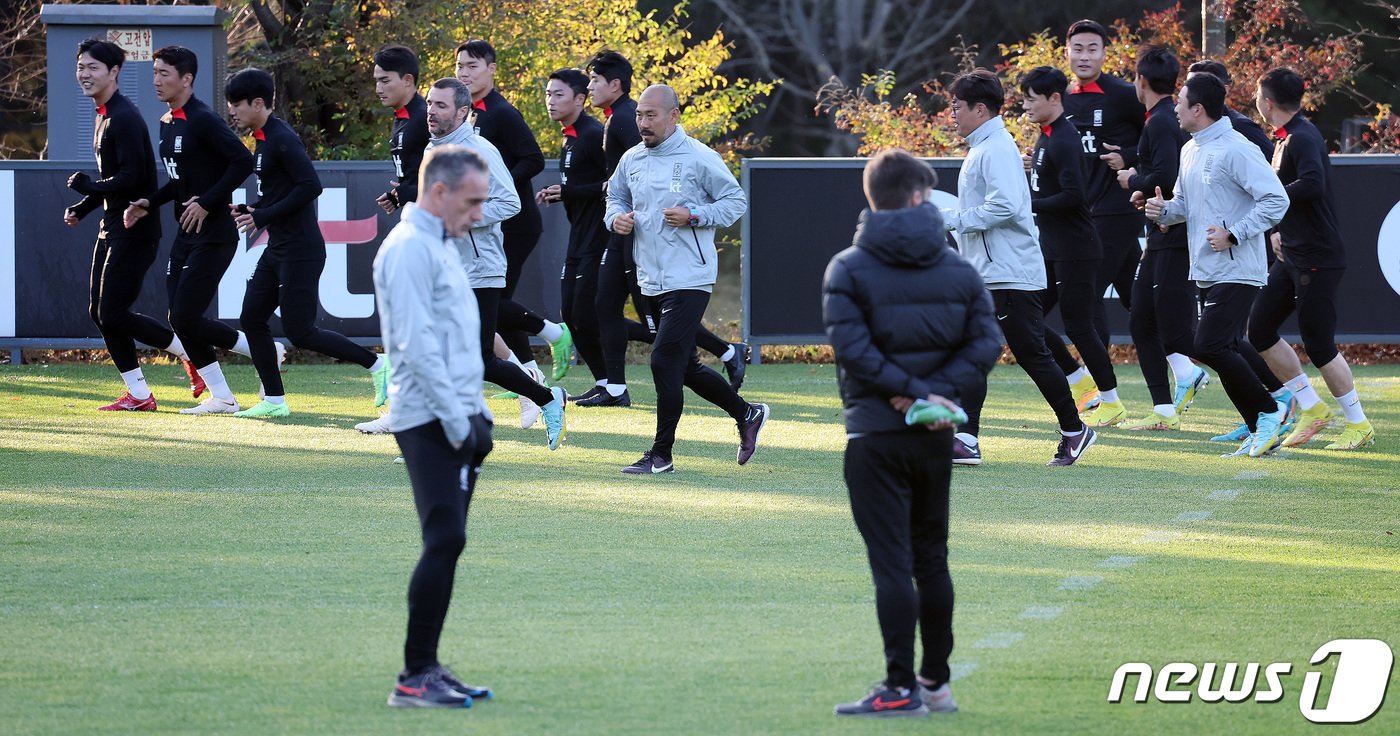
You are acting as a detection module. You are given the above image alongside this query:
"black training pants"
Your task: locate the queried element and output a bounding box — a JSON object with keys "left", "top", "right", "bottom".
{"left": 472, "top": 287, "right": 554, "bottom": 406}
{"left": 1091, "top": 213, "right": 1145, "bottom": 345}
{"left": 845, "top": 430, "right": 955, "bottom": 691}
{"left": 1195, "top": 283, "right": 1277, "bottom": 430}
{"left": 1129, "top": 248, "right": 1198, "bottom": 406}
{"left": 648, "top": 289, "right": 749, "bottom": 458}
{"left": 1043, "top": 258, "right": 1117, "bottom": 390}
{"left": 961, "top": 289, "right": 1082, "bottom": 435}
{"left": 88, "top": 237, "right": 175, "bottom": 373}
{"left": 561, "top": 253, "right": 607, "bottom": 382}
{"left": 166, "top": 238, "right": 240, "bottom": 368}
{"left": 395, "top": 416, "right": 492, "bottom": 674}
{"left": 499, "top": 231, "right": 544, "bottom": 363}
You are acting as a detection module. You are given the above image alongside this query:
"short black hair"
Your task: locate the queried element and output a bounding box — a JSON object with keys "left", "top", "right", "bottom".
{"left": 1066, "top": 19, "right": 1111, "bottom": 46}
{"left": 863, "top": 149, "right": 938, "bottom": 211}
{"left": 1019, "top": 66, "right": 1068, "bottom": 100}
{"left": 1187, "top": 59, "right": 1232, "bottom": 87}
{"left": 77, "top": 37, "right": 126, "bottom": 71}
{"left": 549, "top": 68, "right": 590, "bottom": 98}
{"left": 455, "top": 40, "right": 496, "bottom": 65}
{"left": 1135, "top": 45, "right": 1180, "bottom": 96}
{"left": 587, "top": 50, "right": 633, "bottom": 98}
{"left": 949, "top": 69, "right": 1004, "bottom": 114}
{"left": 1258, "top": 67, "right": 1304, "bottom": 111}
{"left": 1183, "top": 72, "right": 1226, "bottom": 120}
{"left": 374, "top": 44, "right": 419, "bottom": 82}
{"left": 153, "top": 45, "right": 198, "bottom": 81}
{"left": 226, "top": 68, "right": 275, "bottom": 107}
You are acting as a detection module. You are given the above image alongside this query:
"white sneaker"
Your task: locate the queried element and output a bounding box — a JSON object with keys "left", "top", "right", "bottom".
{"left": 179, "top": 397, "right": 241, "bottom": 415}
{"left": 355, "top": 414, "right": 394, "bottom": 434}
{"left": 921, "top": 683, "right": 958, "bottom": 713}
{"left": 519, "top": 396, "right": 541, "bottom": 429}
{"left": 257, "top": 341, "right": 288, "bottom": 400}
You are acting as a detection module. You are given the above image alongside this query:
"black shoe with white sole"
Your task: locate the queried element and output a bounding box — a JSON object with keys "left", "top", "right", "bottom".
{"left": 621, "top": 451, "right": 675, "bottom": 475}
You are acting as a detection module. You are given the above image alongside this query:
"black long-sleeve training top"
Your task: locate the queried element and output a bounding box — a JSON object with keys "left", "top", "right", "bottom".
{"left": 1272, "top": 114, "right": 1345, "bottom": 269}
{"left": 69, "top": 90, "right": 161, "bottom": 241}
{"left": 1064, "top": 73, "right": 1145, "bottom": 217}
{"left": 557, "top": 112, "right": 611, "bottom": 259}
{"left": 1127, "top": 97, "right": 1189, "bottom": 251}
{"left": 387, "top": 93, "right": 429, "bottom": 207}
{"left": 249, "top": 116, "right": 325, "bottom": 255}
{"left": 472, "top": 88, "right": 544, "bottom": 234}
{"left": 1030, "top": 113, "right": 1101, "bottom": 262}
{"left": 148, "top": 96, "right": 255, "bottom": 244}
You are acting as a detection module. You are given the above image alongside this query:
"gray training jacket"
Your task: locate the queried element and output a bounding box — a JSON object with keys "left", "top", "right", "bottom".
{"left": 372, "top": 203, "right": 490, "bottom": 444}
{"left": 427, "top": 122, "right": 521, "bottom": 288}
{"left": 1155, "top": 116, "right": 1289, "bottom": 287}
{"left": 942, "top": 116, "right": 1047, "bottom": 292}
{"left": 604, "top": 125, "right": 747, "bottom": 296}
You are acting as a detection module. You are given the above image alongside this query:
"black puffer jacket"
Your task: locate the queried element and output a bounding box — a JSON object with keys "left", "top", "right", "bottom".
{"left": 822, "top": 203, "right": 1002, "bottom": 434}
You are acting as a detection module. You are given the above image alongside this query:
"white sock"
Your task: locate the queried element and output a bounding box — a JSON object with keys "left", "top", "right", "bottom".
{"left": 1167, "top": 353, "right": 1196, "bottom": 382}
{"left": 1066, "top": 366, "right": 1088, "bottom": 384}
{"left": 1100, "top": 388, "right": 1119, "bottom": 404}
{"left": 165, "top": 335, "right": 189, "bottom": 361}
{"left": 538, "top": 321, "right": 564, "bottom": 343}
{"left": 719, "top": 345, "right": 736, "bottom": 363}
{"left": 595, "top": 379, "right": 607, "bottom": 387}
{"left": 955, "top": 432, "right": 978, "bottom": 447}
{"left": 1154, "top": 403, "right": 1175, "bottom": 418}
{"left": 505, "top": 351, "right": 523, "bottom": 367}
{"left": 1335, "top": 389, "right": 1367, "bottom": 424}
{"left": 1285, "top": 373, "right": 1321, "bottom": 410}
{"left": 1061, "top": 426, "right": 1085, "bottom": 437}
{"left": 231, "top": 331, "right": 251, "bottom": 357}
{"left": 120, "top": 368, "right": 152, "bottom": 400}
{"left": 605, "top": 383, "right": 627, "bottom": 397}
{"left": 1271, "top": 387, "right": 1291, "bottom": 402}
{"left": 369, "top": 354, "right": 386, "bottom": 373}
{"left": 197, "top": 362, "right": 236, "bottom": 403}
{"left": 522, "top": 359, "right": 540, "bottom": 376}
{"left": 263, "top": 395, "right": 286, "bottom": 405}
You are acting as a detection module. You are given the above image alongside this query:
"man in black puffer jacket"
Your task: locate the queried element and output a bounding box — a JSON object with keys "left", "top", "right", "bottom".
{"left": 823, "top": 150, "right": 1001, "bottom": 718}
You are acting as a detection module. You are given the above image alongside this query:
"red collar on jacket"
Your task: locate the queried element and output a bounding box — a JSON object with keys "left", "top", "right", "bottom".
{"left": 473, "top": 99, "right": 487, "bottom": 112}
{"left": 562, "top": 124, "right": 577, "bottom": 138}
{"left": 253, "top": 128, "right": 266, "bottom": 141}
{"left": 1070, "top": 80, "right": 1104, "bottom": 94}
{"left": 394, "top": 106, "right": 410, "bottom": 119}
{"left": 1041, "top": 124, "right": 1053, "bottom": 137}
{"left": 171, "top": 107, "right": 187, "bottom": 120}
{"left": 96, "top": 103, "right": 107, "bottom": 116}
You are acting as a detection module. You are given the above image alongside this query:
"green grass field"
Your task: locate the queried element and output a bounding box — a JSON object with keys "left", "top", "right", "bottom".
{"left": 2, "top": 361, "right": 1397, "bottom": 734}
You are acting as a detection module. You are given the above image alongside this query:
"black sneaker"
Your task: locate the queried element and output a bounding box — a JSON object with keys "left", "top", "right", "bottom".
{"left": 576, "top": 388, "right": 632, "bottom": 408}
{"left": 622, "top": 451, "right": 674, "bottom": 475}
{"left": 436, "top": 664, "right": 492, "bottom": 701}
{"left": 724, "top": 342, "right": 752, "bottom": 390}
{"left": 387, "top": 667, "right": 472, "bottom": 708}
{"left": 737, "top": 402, "right": 770, "bottom": 466}
{"left": 570, "top": 386, "right": 605, "bottom": 404}
{"left": 833, "top": 684, "right": 929, "bottom": 718}
{"left": 952, "top": 435, "right": 982, "bottom": 466}
{"left": 1048, "top": 426, "right": 1097, "bottom": 466}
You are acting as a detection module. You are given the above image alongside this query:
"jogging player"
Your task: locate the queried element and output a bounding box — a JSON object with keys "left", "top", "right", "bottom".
{"left": 1248, "top": 66, "right": 1375, "bottom": 450}
{"left": 65, "top": 37, "right": 198, "bottom": 411}
{"left": 1145, "top": 72, "right": 1290, "bottom": 458}
{"left": 605, "top": 84, "right": 768, "bottom": 474}
{"left": 824, "top": 150, "right": 1000, "bottom": 718}
{"left": 124, "top": 46, "right": 255, "bottom": 415}
{"left": 942, "top": 69, "right": 1097, "bottom": 467}
{"left": 376, "top": 145, "right": 495, "bottom": 709}
{"left": 373, "top": 45, "right": 428, "bottom": 216}
{"left": 225, "top": 68, "right": 390, "bottom": 418}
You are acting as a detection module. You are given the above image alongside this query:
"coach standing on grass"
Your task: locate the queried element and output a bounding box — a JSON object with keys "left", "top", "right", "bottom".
{"left": 605, "top": 84, "right": 769, "bottom": 475}
{"left": 376, "top": 145, "right": 496, "bottom": 709}
{"left": 824, "top": 150, "right": 1001, "bottom": 718}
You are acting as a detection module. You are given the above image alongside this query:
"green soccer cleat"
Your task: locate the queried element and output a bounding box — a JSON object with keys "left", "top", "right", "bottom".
{"left": 1124, "top": 412, "right": 1180, "bottom": 431}
{"left": 372, "top": 355, "right": 392, "bottom": 408}
{"left": 549, "top": 323, "right": 574, "bottom": 383}
{"left": 1324, "top": 420, "right": 1376, "bottom": 450}
{"left": 1088, "top": 400, "right": 1126, "bottom": 427}
{"left": 1070, "top": 373, "right": 1100, "bottom": 413}
{"left": 233, "top": 400, "right": 291, "bottom": 418}
{"left": 1282, "top": 402, "right": 1333, "bottom": 447}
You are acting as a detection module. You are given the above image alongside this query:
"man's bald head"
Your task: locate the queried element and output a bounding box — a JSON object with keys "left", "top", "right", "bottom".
{"left": 636, "top": 84, "right": 682, "bottom": 148}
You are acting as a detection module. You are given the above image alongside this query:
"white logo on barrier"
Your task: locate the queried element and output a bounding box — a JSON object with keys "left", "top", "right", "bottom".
{"left": 1379, "top": 199, "right": 1400, "bottom": 297}
{"left": 1107, "top": 638, "right": 1393, "bottom": 724}
{"left": 218, "top": 187, "right": 378, "bottom": 320}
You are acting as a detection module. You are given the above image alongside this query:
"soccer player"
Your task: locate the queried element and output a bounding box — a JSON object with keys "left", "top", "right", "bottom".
{"left": 372, "top": 44, "right": 428, "bottom": 215}
{"left": 1144, "top": 73, "right": 1290, "bottom": 458}
{"left": 64, "top": 37, "right": 198, "bottom": 411}
{"left": 605, "top": 84, "right": 768, "bottom": 474}
{"left": 1188, "top": 60, "right": 1275, "bottom": 163}
{"left": 224, "top": 68, "right": 390, "bottom": 418}
{"left": 455, "top": 40, "right": 574, "bottom": 383}
{"left": 1249, "top": 67, "right": 1375, "bottom": 450}
{"left": 123, "top": 46, "right": 255, "bottom": 415}
{"left": 375, "top": 145, "right": 495, "bottom": 709}
{"left": 942, "top": 69, "right": 1096, "bottom": 467}
{"left": 536, "top": 69, "right": 613, "bottom": 400}
{"left": 1021, "top": 66, "right": 1129, "bottom": 428}
{"left": 1116, "top": 46, "right": 1204, "bottom": 430}
{"left": 1062, "top": 19, "right": 1147, "bottom": 411}
{"left": 586, "top": 50, "right": 750, "bottom": 402}
{"left": 824, "top": 150, "right": 1000, "bottom": 718}
{"left": 424, "top": 78, "right": 567, "bottom": 447}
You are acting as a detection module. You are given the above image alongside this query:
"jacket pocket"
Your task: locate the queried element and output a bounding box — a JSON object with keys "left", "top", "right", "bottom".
{"left": 980, "top": 233, "right": 993, "bottom": 263}
{"left": 689, "top": 227, "right": 707, "bottom": 265}
{"left": 468, "top": 232, "right": 481, "bottom": 258}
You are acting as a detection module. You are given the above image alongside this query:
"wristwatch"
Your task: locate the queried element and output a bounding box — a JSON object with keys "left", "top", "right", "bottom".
{"left": 687, "top": 208, "right": 700, "bottom": 227}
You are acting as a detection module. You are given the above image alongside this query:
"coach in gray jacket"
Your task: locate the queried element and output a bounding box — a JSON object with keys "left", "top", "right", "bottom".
{"left": 605, "top": 84, "right": 768, "bottom": 475}
{"left": 941, "top": 69, "right": 1094, "bottom": 467}
{"left": 1146, "top": 72, "right": 1289, "bottom": 458}
{"left": 374, "top": 145, "right": 495, "bottom": 708}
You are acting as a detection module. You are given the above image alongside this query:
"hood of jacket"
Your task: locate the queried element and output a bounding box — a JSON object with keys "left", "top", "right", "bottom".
{"left": 852, "top": 204, "right": 949, "bottom": 268}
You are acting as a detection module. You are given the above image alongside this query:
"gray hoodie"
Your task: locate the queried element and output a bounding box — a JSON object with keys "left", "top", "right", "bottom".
{"left": 1155, "top": 116, "right": 1289, "bottom": 287}
{"left": 604, "top": 125, "right": 747, "bottom": 296}
{"left": 372, "top": 203, "right": 489, "bottom": 443}
{"left": 942, "top": 116, "right": 1046, "bottom": 291}
{"left": 426, "top": 121, "right": 521, "bottom": 288}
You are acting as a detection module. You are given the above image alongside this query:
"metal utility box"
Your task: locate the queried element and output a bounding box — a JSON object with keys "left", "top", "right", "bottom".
{"left": 41, "top": 5, "right": 228, "bottom": 161}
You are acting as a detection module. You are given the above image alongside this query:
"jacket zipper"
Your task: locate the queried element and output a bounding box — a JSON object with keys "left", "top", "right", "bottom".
{"left": 981, "top": 233, "right": 994, "bottom": 263}
{"left": 468, "top": 231, "right": 481, "bottom": 258}
{"left": 689, "top": 227, "right": 707, "bottom": 265}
